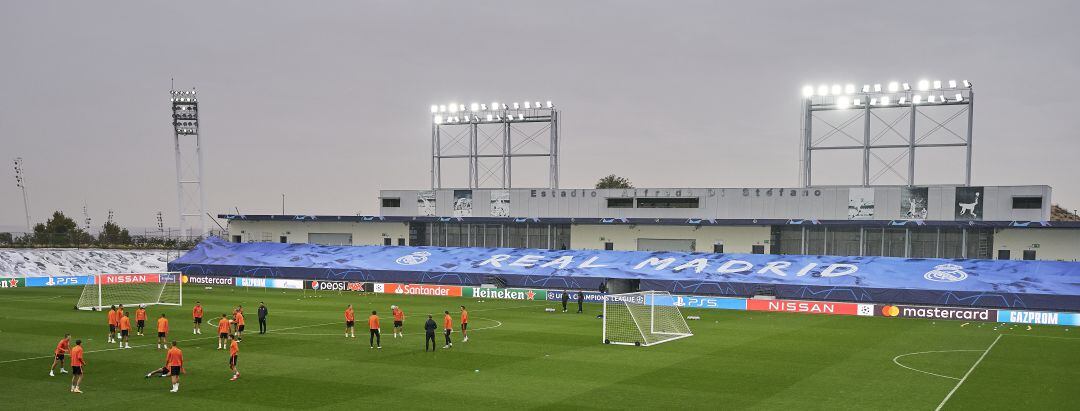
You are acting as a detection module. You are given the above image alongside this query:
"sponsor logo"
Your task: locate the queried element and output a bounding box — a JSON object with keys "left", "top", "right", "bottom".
{"left": 924, "top": 264, "right": 968, "bottom": 282}
{"left": 746, "top": 299, "right": 859, "bottom": 315}
{"left": 101, "top": 274, "right": 159, "bottom": 285}
{"left": 1001, "top": 310, "right": 1061, "bottom": 325}
{"left": 469, "top": 288, "right": 545, "bottom": 301}
{"left": 26, "top": 276, "right": 95, "bottom": 287}
{"left": 0, "top": 278, "right": 22, "bottom": 288}
{"left": 665, "top": 295, "right": 747, "bottom": 310}
{"left": 308, "top": 280, "right": 347, "bottom": 291}
{"left": 346, "top": 282, "right": 365, "bottom": 292}
{"left": 373, "top": 283, "right": 386, "bottom": 293}
{"left": 857, "top": 304, "right": 875, "bottom": 316}
{"left": 383, "top": 283, "right": 462, "bottom": 297}
{"left": 395, "top": 251, "right": 431, "bottom": 266}
{"left": 238, "top": 278, "right": 267, "bottom": 288}
{"left": 183, "top": 276, "right": 235, "bottom": 286}
{"left": 879, "top": 304, "right": 994, "bottom": 321}
{"left": 546, "top": 291, "right": 607, "bottom": 304}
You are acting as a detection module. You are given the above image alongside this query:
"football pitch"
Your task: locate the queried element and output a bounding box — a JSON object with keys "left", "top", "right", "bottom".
{"left": 0, "top": 286, "right": 1077, "bottom": 410}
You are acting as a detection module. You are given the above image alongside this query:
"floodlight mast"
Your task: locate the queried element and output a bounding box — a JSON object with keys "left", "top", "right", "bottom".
{"left": 799, "top": 79, "right": 974, "bottom": 188}
{"left": 170, "top": 86, "right": 207, "bottom": 238}
{"left": 430, "top": 100, "right": 559, "bottom": 189}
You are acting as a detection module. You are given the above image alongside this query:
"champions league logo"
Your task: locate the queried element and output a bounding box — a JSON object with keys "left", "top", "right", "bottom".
{"left": 395, "top": 251, "right": 431, "bottom": 266}
{"left": 924, "top": 264, "right": 968, "bottom": 282}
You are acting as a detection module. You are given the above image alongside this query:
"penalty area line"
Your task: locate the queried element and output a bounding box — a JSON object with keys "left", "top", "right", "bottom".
{"left": 934, "top": 334, "right": 1002, "bottom": 411}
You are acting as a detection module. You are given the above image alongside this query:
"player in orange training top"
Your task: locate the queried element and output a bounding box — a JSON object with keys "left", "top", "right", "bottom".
{"left": 49, "top": 333, "right": 70, "bottom": 377}
{"left": 344, "top": 304, "right": 355, "bottom": 338}
{"left": 156, "top": 314, "right": 169, "bottom": 349}
{"left": 391, "top": 305, "right": 405, "bottom": 338}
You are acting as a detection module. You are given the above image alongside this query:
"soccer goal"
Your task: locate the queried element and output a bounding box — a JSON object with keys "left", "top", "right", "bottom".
{"left": 76, "top": 272, "right": 183, "bottom": 311}
{"left": 603, "top": 291, "right": 692, "bottom": 346}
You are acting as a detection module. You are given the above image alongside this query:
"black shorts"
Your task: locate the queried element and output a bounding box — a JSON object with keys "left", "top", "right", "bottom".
{"left": 229, "top": 355, "right": 238, "bottom": 366}
{"left": 72, "top": 366, "right": 82, "bottom": 375}
{"left": 55, "top": 354, "right": 65, "bottom": 361}
{"left": 137, "top": 320, "right": 145, "bottom": 328}
{"left": 370, "top": 328, "right": 379, "bottom": 334}
{"left": 109, "top": 325, "right": 116, "bottom": 332}
{"left": 170, "top": 365, "right": 181, "bottom": 375}
{"left": 158, "top": 332, "right": 167, "bottom": 338}
{"left": 194, "top": 317, "right": 202, "bottom": 324}
{"left": 237, "top": 325, "right": 245, "bottom": 332}
{"left": 461, "top": 323, "right": 468, "bottom": 331}
{"left": 393, "top": 321, "right": 402, "bottom": 327}
{"left": 346, "top": 321, "right": 355, "bottom": 327}
{"left": 220, "top": 332, "right": 229, "bottom": 339}
{"left": 121, "top": 329, "right": 129, "bottom": 337}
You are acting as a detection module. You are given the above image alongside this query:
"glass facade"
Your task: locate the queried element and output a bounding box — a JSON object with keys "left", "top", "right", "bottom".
{"left": 416, "top": 222, "right": 570, "bottom": 250}
{"left": 771, "top": 226, "right": 993, "bottom": 259}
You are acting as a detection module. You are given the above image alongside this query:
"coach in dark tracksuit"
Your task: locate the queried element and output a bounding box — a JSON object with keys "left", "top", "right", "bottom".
{"left": 424, "top": 315, "right": 437, "bottom": 351}
{"left": 577, "top": 291, "right": 584, "bottom": 313}
{"left": 258, "top": 303, "right": 268, "bottom": 334}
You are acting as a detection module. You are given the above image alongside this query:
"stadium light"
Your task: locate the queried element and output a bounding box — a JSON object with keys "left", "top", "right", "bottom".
{"left": 524, "top": 101, "right": 531, "bottom": 109}
{"left": 888, "top": 82, "right": 899, "bottom": 92}
{"left": 486, "top": 114, "right": 493, "bottom": 121}
{"left": 470, "top": 102, "right": 480, "bottom": 111}
{"left": 928, "top": 95, "right": 937, "bottom": 103}
{"left": 836, "top": 96, "right": 850, "bottom": 109}
{"left": 873, "top": 84, "right": 882, "bottom": 92}
{"left": 933, "top": 80, "right": 942, "bottom": 89}
{"left": 862, "top": 84, "right": 870, "bottom": 93}
{"left": 480, "top": 104, "right": 488, "bottom": 110}
{"left": 963, "top": 80, "right": 972, "bottom": 88}
{"left": 517, "top": 114, "right": 525, "bottom": 120}
{"left": 948, "top": 80, "right": 957, "bottom": 88}
{"left": 902, "top": 83, "right": 911, "bottom": 91}
{"left": 954, "top": 93, "right": 963, "bottom": 102}
{"left": 917, "top": 80, "right": 929, "bottom": 91}
{"left": 534, "top": 101, "right": 541, "bottom": 108}
{"left": 546, "top": 101, "right": 553, "bottom": 108}
{"left": 817, "top": 84, "right": 829, "bottom": 96}
{"left": 881, "top": 96, "right": 891, "bottom": 105}
{"left": 913, "top": 95, "right": 923, "bottom": 104}
{"left": 802, "top": 85, "right": 814, "bottom": 98}
{"left": 513, "top": 102, "right": 520, "bottom": 109}
{"left": 430, "top": 105, "right": 438, "bottom": 113}
{"left": 870, "top": 98, "right": 878, "bottom": 106}
{"left": 853, "top": 98, "right": 862, "bottom": 106}
{"left": 459, "top": 104, "right": 466, "bottom": 112}
{"left": 844, "top": 84, "right": 856, "bottom": 94}
{"left": 899, "top": 96, "right": 907, "bottom": 104}
{"left": 831, "top": 84, "right": 842, "bottom": 95}
{"left": 449, "top": 103, "right": 458, "bottom": 113}
{"left": 491, "top": 102, "right": 499, "bottom": 110}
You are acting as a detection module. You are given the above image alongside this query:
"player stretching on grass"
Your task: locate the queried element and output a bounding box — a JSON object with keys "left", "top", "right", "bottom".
{"left": 192, "top": 302, "right": 204, "bottom": 334}
{"left": 119, "top": 312, "right": 132, "bottom": 349}
{"left": 443, "top": 311, "right": 453, "bottom": 349}
{"left": 135, "top": 305, "right": 147, "bottom": 336}
{"left": 49, "top": 333, "right": 70, "bottom": 376}
{"left": 107, "top": 305, "right": 118, "bottom": 343}
{"left": 217, "top": 313, "right": 233, "bottom": 349}
{"left": 368, "top": 311, "right": 381, "bottom": 349}
{"left": 156, "top": 314, "right": 169, "bottom": 349}
{"left": 70, "top": 339, "right": 85, "bottom": 393}
{"left": 391, "top": 305, "right": 405, "bottom": 338}
{"left": 228, "top": 334, "right": 240, "bottom": 381}
{"left": 460, "top": 306, "right": 469, "bottom": 342}
{"left": 165, "top": 341, "right": 184, "bottom": 392}
{"left": 344, "top": 304, "right": 355, "bottom": 338}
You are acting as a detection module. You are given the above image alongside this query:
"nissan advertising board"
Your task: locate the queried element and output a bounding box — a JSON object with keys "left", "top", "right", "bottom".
{"left": 746, "top": 299, "right": 860, "bottom": 315}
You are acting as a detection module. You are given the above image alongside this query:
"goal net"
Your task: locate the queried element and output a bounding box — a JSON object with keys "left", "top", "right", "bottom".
{"left": 603, "top": 291, "right": 692, "bottom": 346}
{"left": 76, "top": 272, "right": 182, "bottom": 311}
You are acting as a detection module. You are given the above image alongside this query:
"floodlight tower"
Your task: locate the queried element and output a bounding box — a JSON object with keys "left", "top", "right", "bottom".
{"left": 430, "top": 100, "right": 559, "bottom": 189}
{"left": 13, "top": 157, "right": 31, "bottom": 231}
{"left": 170, "top": 87, "right": 207, "bottom": 238}
{"left": 799, "top": 79, "right": 974, "bottom": 187}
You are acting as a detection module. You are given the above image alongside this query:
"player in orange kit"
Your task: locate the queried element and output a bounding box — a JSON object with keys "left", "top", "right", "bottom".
{"left": 107, "top": 305, "right": 118, "bottom": 343}
{"left": 70, "top": 339, "right": 85, "bottom": 393}
{"left": 156, "top": 314, "right": 169, "bottom": 349}
{"left": 119, "top": 312, "right": 132, "bottom": 349}
{"left": 135, "top": 305, "right": 147, "bottom": 336}
{"left": 344, "top": 304, "right": 355, "bottom": 338}
{"left": 443, "top": 311, "right": 454, "bottom": 349}
{"left": 192, "top": 302, "right": 204, "bottom": 335}
{"left": 49, "top": 333, "right": 70, "bottom": 377}
{"left": 460, "top": 305, "right": 469, "bottom": 342}
{"left": 228, "top": 335, "right": 240, "bottom": 381}
{"left": 217, "top": 313, "right": 233, "bottom": 349}
{"left": 165, "top": 341, "right": 184, "bottom": 392}
{"left": 391, "top": 305, "right": 405, "bottom": 338}
{"left": 368, "top": 311, "right": 381, "bottom": 349}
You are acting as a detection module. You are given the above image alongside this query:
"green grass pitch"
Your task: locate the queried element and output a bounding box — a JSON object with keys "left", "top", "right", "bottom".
{"left": 0, "top": 286, "right": 1077, "bottom": 410}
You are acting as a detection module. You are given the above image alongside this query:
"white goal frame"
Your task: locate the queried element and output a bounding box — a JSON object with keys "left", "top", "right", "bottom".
{"left": 76, "top": 272, "right": 183, "bottom": 311}
{"left": 602, "top": 290, "right": 692, "bottom": 347}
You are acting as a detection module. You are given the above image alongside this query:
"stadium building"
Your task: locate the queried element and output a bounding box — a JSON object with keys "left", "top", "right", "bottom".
{"left": 221, "top": 184, "right": 1079, "bottom": 261}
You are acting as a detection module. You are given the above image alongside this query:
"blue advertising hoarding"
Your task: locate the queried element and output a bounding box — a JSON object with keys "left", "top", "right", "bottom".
{"left": 998, "top": 310, "right": 1080, "bottom": 326}
{"left": 546, "top": 290, "right": 606, "bottom": 304}
{"left": 25, "top": 275, "right": 96, "bottom": 287}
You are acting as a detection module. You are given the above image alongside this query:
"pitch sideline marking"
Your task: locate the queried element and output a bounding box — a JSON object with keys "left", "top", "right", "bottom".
{"left": 0, "top": 320, "right": 340, "bottom": 365}
{"left": 892, "top": 350, "right": 983, "bottom": 381}
{"left": 934, "top": 334, "right": 1002, "bottom": 411}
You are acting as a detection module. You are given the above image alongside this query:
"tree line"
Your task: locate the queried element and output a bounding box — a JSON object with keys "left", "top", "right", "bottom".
{"left": 0, "top": 211, "right": 201, "bottom": 249}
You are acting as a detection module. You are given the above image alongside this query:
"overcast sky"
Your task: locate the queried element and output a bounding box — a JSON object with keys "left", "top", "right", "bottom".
{"left": 2, "top": 0, "right": 1078, "bottom": 232}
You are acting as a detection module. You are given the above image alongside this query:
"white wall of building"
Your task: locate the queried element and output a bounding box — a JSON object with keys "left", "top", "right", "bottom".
{"left": 227, "top": 220, "right": 409, "bottom": 246}
{"left": 570, "top": 224, "right": 771, "bottom": 253}
{"left": 994, "top": 228, "right": 1080, "bottom": 262}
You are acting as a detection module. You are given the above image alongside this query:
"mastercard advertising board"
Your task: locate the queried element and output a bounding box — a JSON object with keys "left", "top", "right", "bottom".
{"left": 876, "top": 304, "right": 996, "bottom": 322}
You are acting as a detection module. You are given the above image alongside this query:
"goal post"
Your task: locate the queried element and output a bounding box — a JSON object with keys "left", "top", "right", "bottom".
{"left": 76, "top": 272, "right": 183, "bottom": 311}
{"left": 603, "top": 291, "right": 692, "bottom": 346}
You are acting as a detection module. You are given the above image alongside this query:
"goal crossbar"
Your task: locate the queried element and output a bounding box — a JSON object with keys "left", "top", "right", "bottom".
{"left": 76, "top": 272, "right": 183, "bottom": 311}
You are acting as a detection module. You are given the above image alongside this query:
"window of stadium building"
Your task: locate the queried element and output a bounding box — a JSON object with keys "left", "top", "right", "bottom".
{"left": 772, "top": 226, "right": 991, "bottom": 259}
{"left": 635, "top": 197, "right": 699, "bottom": 208}
{"left": 420, "top": 223, "right": 569, "bottom": 249}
